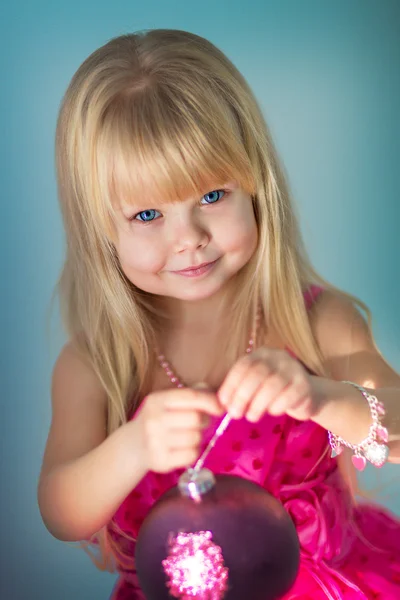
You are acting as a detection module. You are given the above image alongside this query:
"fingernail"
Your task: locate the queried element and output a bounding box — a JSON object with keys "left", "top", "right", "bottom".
{"left": 229, "top": 406, "right": 242, "bottom": 419}
{"left": 219, "top": 393, "right": 231, "bottom": 409}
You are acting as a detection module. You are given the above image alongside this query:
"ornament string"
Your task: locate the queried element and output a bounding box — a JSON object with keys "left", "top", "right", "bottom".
{"left": 192, "top": 413, "right": 232, "bottom": 473}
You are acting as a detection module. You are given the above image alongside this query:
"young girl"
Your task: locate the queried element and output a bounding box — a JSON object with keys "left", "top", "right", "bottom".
{"left": 38, "top": 29, "right": 400, "bottom": 599}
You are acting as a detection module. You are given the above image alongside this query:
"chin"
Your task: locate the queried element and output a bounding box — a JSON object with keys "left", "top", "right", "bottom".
{"left": 175, "top": 289, "right": 219, "bottom": 302}
{"left": 175, "top": 279, "right": 232, "bottom": 302}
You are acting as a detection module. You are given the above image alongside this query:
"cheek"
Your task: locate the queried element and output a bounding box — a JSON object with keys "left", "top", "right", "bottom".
{"left": 219, "top": 209, "right": 258, "bottom": 255}
{"left": 116, "top": 232, "right": 166, "bottom": 275}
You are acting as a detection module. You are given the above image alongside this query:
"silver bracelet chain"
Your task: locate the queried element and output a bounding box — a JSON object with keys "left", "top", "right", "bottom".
{"left": 327, "top": 381, "right": 389, "bottom": 470}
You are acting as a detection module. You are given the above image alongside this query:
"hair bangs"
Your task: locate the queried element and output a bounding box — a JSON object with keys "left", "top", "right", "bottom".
{"left": 97, "top": 85, "right": 254, "bottom": 228}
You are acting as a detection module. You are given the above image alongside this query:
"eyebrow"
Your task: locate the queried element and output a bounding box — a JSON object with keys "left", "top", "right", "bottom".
{"left": 117, "top": 182, "right": 234, "bottom": 214}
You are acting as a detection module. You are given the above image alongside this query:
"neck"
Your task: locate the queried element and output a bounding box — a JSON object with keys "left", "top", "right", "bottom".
{"left": 153, "top": 283, "right": 261, "bottom": 389}
{"left": 156, "top": 279, "right": 237, "bottom": 335}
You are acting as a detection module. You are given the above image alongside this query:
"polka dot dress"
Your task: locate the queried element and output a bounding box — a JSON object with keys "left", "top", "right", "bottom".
{"left": 110, "top": 287, "right": 400, "bottom": 599}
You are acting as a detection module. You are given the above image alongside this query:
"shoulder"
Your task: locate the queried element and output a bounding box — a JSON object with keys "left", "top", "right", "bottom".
{"left": 306, "top": 287, "right": 371, "bottom": 355}
{"left": 52, "top": 340, "right": 107, "bottom": 408}
{"left": 306, "top": 287, "right": 400, "bottom": 387}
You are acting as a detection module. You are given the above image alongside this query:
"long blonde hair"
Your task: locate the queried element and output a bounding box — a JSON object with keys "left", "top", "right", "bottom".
{"left": 54, "top": 29, "right": 372, "bottom": 570}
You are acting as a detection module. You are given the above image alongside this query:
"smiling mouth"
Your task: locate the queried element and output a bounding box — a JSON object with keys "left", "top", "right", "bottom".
{"left": 178, "top": 261, "right": 215, "bottom": 272}
{"left": 172, "top": 259, "right": 219, "bottom": 277}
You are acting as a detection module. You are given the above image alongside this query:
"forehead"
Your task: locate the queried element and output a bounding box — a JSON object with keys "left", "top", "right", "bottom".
{"left": 96, "top": 88, "right": 254, "bottom": 224}
{"left": 106, "top": 131, "right": 250, "bottom": 215}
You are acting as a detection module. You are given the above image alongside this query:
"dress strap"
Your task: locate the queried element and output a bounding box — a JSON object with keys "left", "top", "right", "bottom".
{"left": 304, "top": 284, "right": 324, "bottom": 311}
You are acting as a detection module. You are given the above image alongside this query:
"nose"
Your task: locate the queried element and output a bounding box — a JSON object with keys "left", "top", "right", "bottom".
{"left": 170, "top": 214, "right": 210, "bottom": 253}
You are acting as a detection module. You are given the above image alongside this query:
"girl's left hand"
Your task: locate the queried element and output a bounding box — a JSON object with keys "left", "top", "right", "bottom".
{"left": 218, "top": 348, "right": 319, "bottom": 422}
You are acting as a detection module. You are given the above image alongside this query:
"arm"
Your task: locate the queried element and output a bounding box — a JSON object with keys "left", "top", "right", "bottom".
{"left": 37, "top": 342, "right": 148, "bottom": 542}
{"left": 308, "top": 291, "right": 400, "bottom": 462}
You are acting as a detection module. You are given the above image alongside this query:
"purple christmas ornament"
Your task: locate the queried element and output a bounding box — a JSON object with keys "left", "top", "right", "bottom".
{"left": 135, "top": 468, "right": 300, "bottom": 599}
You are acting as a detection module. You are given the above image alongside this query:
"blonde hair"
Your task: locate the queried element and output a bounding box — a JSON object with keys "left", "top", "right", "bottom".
{"left": 54, "top": 29, "right": 373, "bottom": 571}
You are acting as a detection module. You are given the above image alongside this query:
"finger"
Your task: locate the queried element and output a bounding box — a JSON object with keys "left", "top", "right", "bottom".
{"left": 225, "top": 367, "right": 266, "bottom": 418}
{"left": 268, "top": 375, "right": 312, "bottom": 416}
{"left": 168, "top": 429, "right": 202, "bottom": 450}
{"left": 246, "top": 373, "right": 290, "bottom": 421}
{"left": 266, "top": 384, "right": 298, "bottom": 416}
{"left": 219, "top": 356, "right": 260, "bottom": 408}
{"left": 163, "top": 410, "right": 210, "bottom": 430}
{"left": 169, "top": 448, "right": 200, "bottom": 469}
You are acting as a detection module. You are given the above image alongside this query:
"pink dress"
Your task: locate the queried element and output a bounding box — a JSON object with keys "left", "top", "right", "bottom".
{"left": 110, "top": 286, "right": 400, "bottom": 599}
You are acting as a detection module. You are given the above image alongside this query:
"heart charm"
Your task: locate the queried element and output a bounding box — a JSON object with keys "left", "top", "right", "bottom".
{"left": 375, "top": 425, "right": 389, "bottom": 443}
{"left": 364, "top": 442, "right": 389, "bottom": 467}
{"left": 351, "top": 454, "right": 367, "bottom": 471}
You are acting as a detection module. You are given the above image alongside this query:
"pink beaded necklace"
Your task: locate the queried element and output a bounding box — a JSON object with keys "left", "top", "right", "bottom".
{"left": 157, "top": 308, "right": 261, "bottom": 387}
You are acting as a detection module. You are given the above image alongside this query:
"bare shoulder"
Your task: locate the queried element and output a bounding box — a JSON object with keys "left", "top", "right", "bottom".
{"left": 39, "top": 341, "right": 108, "bottom": 479}
{"left": 51, "top": 340, "right": 107, "bottom": 404}
{"left": 308, "top": 289, "right": 400, "bottom": 387}
{"left": 308, "top": 289, "right": 371, "bottom": 356}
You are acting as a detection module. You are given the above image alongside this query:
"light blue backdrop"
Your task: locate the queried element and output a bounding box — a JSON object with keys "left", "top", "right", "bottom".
{"left": 2, "top": 1, "right": 399, "bottom": 598}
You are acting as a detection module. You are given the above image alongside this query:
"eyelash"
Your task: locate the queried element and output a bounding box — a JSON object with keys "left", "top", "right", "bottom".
{"left": 130, "top": 189, "right": 227, "bottom": 223}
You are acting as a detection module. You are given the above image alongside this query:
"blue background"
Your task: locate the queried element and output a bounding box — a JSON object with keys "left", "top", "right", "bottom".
{"left": 1, "top": 1, "right": 399, "bottom": 598}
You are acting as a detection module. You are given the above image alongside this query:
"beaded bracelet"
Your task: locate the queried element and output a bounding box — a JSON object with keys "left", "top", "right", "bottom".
{"left": 328, "top": 381, "right": 389, "bottom": 471}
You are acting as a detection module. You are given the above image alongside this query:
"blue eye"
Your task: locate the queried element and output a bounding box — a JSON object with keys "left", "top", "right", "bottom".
{"left": 134, "top": 209, "right": 161, "bottom": 222}
{"left": 201, "top": 190, "right": 225, "bottom": 204}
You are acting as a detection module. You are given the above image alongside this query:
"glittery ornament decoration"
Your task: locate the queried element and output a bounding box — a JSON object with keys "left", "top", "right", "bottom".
{"left": 162, "top": 530, "right": 228, "bottom": 599}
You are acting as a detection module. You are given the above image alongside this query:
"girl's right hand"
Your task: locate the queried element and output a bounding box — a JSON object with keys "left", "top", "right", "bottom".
{"left": 135, "top": 387, "right": 223, "bottom": 473}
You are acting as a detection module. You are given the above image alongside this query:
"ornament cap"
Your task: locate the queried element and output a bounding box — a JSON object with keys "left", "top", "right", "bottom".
{"left": 178, "top": 468, "right": 216, "bottom": 499}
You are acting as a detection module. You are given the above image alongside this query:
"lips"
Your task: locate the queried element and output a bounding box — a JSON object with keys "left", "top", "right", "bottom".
{"left": 170, "top": 259, "right": 219, "bottom": 278}
{"left": 175, "top": 260, "right": 215, "bottom": 273}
